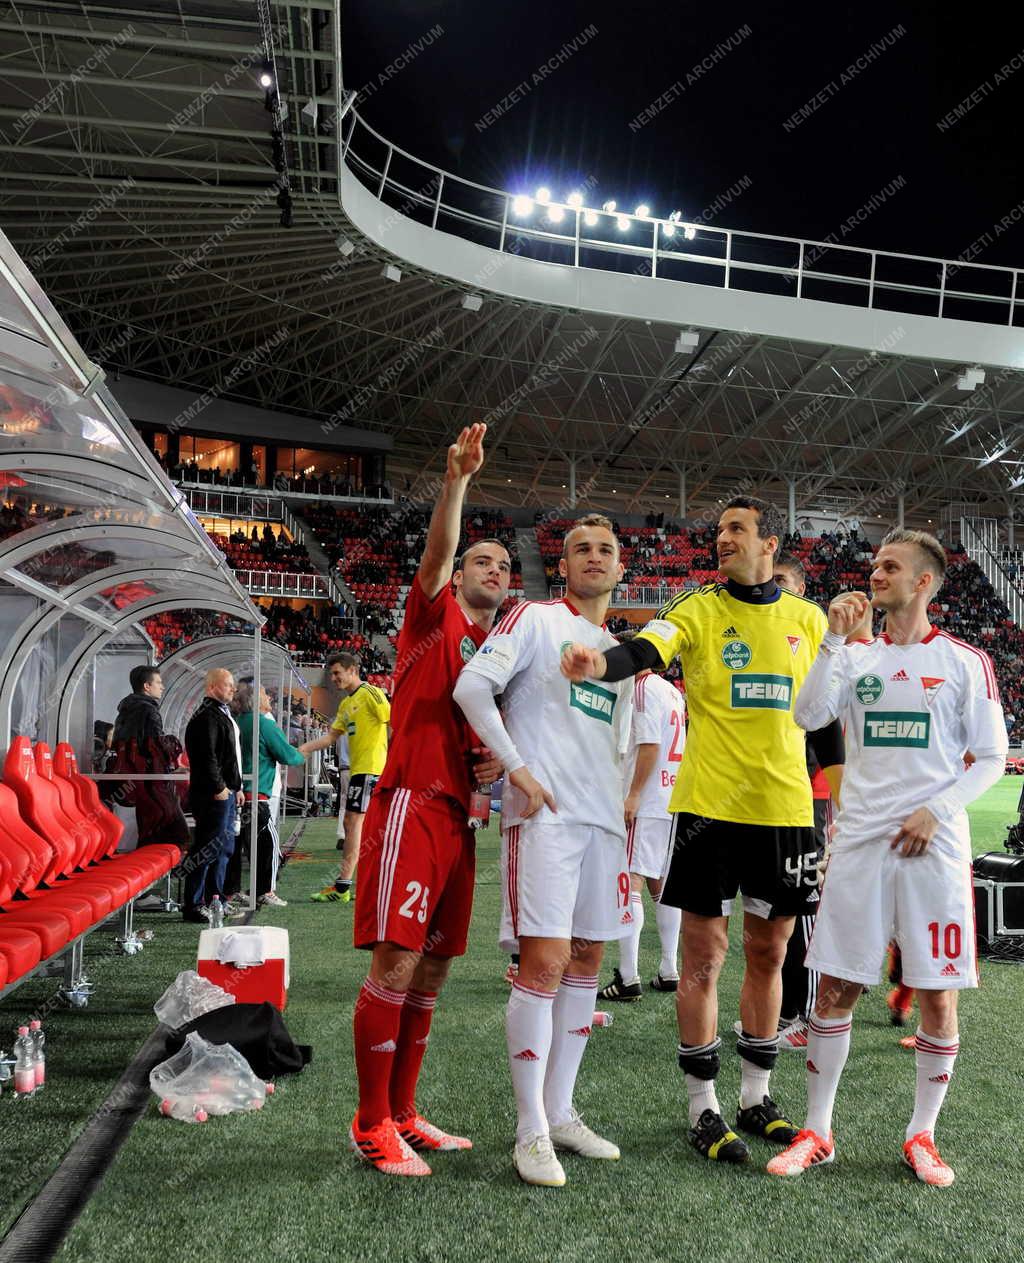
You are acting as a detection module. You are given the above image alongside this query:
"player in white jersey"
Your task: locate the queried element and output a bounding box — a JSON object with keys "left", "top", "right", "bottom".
{"left": 767, "top": 530, "right": 1008, "bottom": 1187}
{"left": 454, "top": 514, "right": 632, "bottom": 1187}
{"left": 598, "top": 661, "right": 686, "bottom": 1001}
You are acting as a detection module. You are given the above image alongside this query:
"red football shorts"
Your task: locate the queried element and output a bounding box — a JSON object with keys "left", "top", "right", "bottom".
{"left": 354, "top": 786, "right": 476, "bottom": 958}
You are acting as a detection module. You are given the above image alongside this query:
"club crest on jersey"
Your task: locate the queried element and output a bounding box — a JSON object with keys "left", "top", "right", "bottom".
{"left": 855, "top": 673, "right": 885, "bottom": 705}
{"left": 731, "top": 673, "right": 793, "bottom": 710}
{"left": 785, "top": 635, "right": 801, "bottom": 655}
{"left": 921, "top": 676, "right": 945, "bottom": 706}
{"left": 568, "top": 680, "right": 617, "bottom": 724}
{"left": 721, "top": 639, "right": 752, "bottom": 670}
{"left": 459, "top": 635, "right": 477, "bottom": 663}
{"left": 863, "top": 711, "right": 931, "bottom": 748}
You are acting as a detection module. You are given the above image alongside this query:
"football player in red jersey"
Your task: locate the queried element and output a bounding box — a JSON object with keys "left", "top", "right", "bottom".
{"left": 348, "top": 423, "right": 513, "bottom": 1177}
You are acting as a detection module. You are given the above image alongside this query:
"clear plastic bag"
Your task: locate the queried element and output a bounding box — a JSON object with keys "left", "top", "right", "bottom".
{"left": 150, "top": 1031, "right": 274, "bottom": 1123}
{"left": 153, "top": 969, "right": 236, "bottom": 1029}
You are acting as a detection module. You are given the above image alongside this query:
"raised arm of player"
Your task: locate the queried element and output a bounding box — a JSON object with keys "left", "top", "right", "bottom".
{"left": 792, "top": 593, "right": 866, "bottom": 730}
{"left": 418, "top": 423, "right": 486, "bottom": 600}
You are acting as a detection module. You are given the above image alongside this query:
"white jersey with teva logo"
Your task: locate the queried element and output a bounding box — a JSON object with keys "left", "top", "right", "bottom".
{"left": 627, "top": 672, "right": 686, "bottom": 819}
{"left": 462, "top": 598, "right": 632, "bottom": 835}
{"left": 796, "top": 628, "right": 1007, "bottom": 853}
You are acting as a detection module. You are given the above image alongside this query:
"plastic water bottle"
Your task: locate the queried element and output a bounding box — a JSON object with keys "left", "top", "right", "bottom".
{"left": 592, "top": 1011, "right": 614, "bottom": 1028}
{"left": 14, "top": 1027, "right": 35, "bottom": 1098}
{"left": 0, "top": 1050, "right": 12, "bottom": 1098}
{"left": 209, "top": 896, "right": 224, "bottom": 929}
{"left": 29, "top": 1019, "right": 45, "bottom": 1090}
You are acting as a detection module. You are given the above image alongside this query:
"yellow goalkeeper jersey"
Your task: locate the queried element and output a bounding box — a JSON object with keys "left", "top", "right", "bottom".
{"left": 331, "top": 683, "right": 390, "bottom": 776}
{"left": 636, "top": 581, "right": 827, "bottom": 826}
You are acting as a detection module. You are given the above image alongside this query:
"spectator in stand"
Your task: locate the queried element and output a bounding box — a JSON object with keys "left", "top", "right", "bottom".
{"left": 182, "top": 669, "right": 244, "bottom": 923}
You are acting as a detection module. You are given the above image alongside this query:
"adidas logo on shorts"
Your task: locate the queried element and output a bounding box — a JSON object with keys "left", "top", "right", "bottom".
{"left": 621, "top": 910, "right": 633, "bottom": 924}
{"left": 807, "top": 1059, "right": 819, "bottom": 1074}
{"left": 569, "top": 1026, "right": 592, "bottom": 1037}
{"left": 890, "top": 669, "right": 910, "bottom": 682}
{"left": 514, "top": 1048, "right": 540, "bottom": 1061}
{"left": 371, "top": 1039, "right": 397, "bottom": 1053}
{"left": 940, "top": 962, "right": 959, "bottom": 977}
{"left": 415, "top": 1035, "right": 430, "bottom": 1046}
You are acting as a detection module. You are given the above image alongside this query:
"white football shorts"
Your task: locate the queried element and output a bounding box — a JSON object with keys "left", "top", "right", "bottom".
{"left": 805, "top": 826, "right": 978, "bottom": 990}
{"left": 500, "top": 821, "right": 630, "bottom": 952}
{"left": 626, "top": 816, "right": 673, "bottom": 880}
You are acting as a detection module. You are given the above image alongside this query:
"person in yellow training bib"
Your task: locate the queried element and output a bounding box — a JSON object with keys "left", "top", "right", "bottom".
{"left": 302, "top": 652, "right": 390, "bottom": 901}
{"left": 560, "top": 497, "right": 844, "bottom": 1168}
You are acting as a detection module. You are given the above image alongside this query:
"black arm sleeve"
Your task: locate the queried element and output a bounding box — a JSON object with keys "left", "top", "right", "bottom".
{"left": 808, "top": 718, "right": 844, "bottom": 769}
{"left": 601, "top": 638, "right": 663, "bottom": 682}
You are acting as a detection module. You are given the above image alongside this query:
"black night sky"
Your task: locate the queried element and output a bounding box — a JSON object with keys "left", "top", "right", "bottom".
{"left": 340, "top": 1, "right": 1024, "bottom": 269}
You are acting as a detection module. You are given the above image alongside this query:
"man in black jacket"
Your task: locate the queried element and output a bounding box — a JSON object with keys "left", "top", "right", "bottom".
{"left": 182, "top": 668, "right": 244, "bottom": 923}
{"left": 111, "top": 665, "right": 189, "bottom": 850}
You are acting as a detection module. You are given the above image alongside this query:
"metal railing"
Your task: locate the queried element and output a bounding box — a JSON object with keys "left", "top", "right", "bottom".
{"left": 960, "top": 518, "right": 1024, "bottom": 625}
{"left": 178, "top": 477, "right": 393, "bottom": 505}
{"left": 341, "top": 107, "right": 1024, "bottom": 328}
{"left": 185, "top": 488, "right": 285, "bottom": 521}
{"left": 233, "top": 569, "right": 331, "bottom": 599}
{"left": 551, "top": 582, "right": 685, "bottom": 608}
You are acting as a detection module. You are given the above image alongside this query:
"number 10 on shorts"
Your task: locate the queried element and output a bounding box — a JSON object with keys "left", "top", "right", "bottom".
{"left": 928, "top": 921, "right": 961, "bottom": 960}
{"left": 399, "top": 881, "right": 430, "bottom": 923}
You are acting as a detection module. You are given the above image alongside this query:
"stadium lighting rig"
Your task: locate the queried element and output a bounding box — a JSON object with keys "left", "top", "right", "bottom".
{"left": 510, "top": 189, "right": 700, "bottom": 243}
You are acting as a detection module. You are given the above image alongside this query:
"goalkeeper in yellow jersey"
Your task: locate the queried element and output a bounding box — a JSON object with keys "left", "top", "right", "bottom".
{"left": 561, "top": 497, "right": 843, "bottom": 1166}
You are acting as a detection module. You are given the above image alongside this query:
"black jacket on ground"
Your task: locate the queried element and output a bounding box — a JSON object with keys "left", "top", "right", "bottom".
{"left": 185, "top": 696, "right": 242, "bottom": 802}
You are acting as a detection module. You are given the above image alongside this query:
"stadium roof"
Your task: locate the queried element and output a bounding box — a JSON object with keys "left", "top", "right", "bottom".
{"left": 2, "top": 0, "right": 1024, "bottom": 523}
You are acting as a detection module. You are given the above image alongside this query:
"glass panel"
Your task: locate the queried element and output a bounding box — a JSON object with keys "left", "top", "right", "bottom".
{"left": 0, "top": 372, "right": 126, "bottom": 451}
{"left": 16, "top": 525, "right": 194, "bottom": 591}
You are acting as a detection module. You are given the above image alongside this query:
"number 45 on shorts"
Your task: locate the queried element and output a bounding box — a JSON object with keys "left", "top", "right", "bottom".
{"left": 785, "top": 851, "right": 821, "bottom": 889}
{"left": 399, "top": 881, "right": 431, "bottom": 924}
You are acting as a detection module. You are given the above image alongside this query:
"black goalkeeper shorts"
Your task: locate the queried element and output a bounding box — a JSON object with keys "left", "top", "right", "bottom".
{"left": 661, "top": 812, "right": 822, "bottom": 920}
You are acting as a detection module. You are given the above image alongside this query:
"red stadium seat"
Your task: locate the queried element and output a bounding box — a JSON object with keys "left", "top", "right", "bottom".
{"left": 52, "top": 743, "right": 180, "bottom": 883}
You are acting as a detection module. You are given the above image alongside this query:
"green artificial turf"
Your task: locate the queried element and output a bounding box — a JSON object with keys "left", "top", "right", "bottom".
{"left": 3, "top": 782, "right": 1024, "bottom": 1262}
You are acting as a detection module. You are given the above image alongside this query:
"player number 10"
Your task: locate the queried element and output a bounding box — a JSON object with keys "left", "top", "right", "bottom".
{"left": 928, "top": 921, "right": 961, "bottom": 959}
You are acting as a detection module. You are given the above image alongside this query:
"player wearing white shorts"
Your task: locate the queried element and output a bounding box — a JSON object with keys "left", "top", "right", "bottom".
{"left": 454, "top": 514, "right": 632, "bottom": 1187}
{"left": 767, "top": 530, "right": 1008, "bottom": 1187}
{"left": 598, "top": 662, "right": 685, "bottom": 1001}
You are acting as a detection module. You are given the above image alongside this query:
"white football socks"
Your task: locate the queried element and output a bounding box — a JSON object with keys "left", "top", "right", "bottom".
{"left": 544, "top": 973, "right": 599, "bottom": 1127}
{"left": 618, "top": 895, "right": 643, "bottom": 984}
{"left": 654, "top": 899, "right": 681, "bottom": 979}
{"left": 804, "top": 1013, "right": 852, "bottom": 1138}
{"left": 907, "top": 1028, "right": 959, "bottom": 1140}
{"left": 506, "top": 982, "right": 556, "bottom": 1142}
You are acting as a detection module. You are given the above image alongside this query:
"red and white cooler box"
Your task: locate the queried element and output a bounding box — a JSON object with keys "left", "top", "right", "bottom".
{"left": 197, "top": 926, "right": 290, "bottom": 1011}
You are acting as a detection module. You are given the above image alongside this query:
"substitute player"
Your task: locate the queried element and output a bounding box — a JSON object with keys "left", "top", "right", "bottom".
{"left": 454, "top": 514, "right": 633, "bottom": 1188}
{"left": 766, "top": 553, "right": 847, "bottom": 1048}
{"left": 598, "top": 657, "right": 686, "bottom": 1000}
{"left": 347, "top": 424, "right": 511, "bottom": 1177}
{"left": 561, "top": 498, "right": 844, "bottom": 1165}
{"left": 302, "top": 653, "right": 389, "bottom": 901}
{"left": 768, "top": 530, "right": 1007, "bottom": 1185}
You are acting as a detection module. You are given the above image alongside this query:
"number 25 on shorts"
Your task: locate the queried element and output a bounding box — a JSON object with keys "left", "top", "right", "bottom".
{"left": 399, "top": 881, "right": 431, "bottom": 924}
